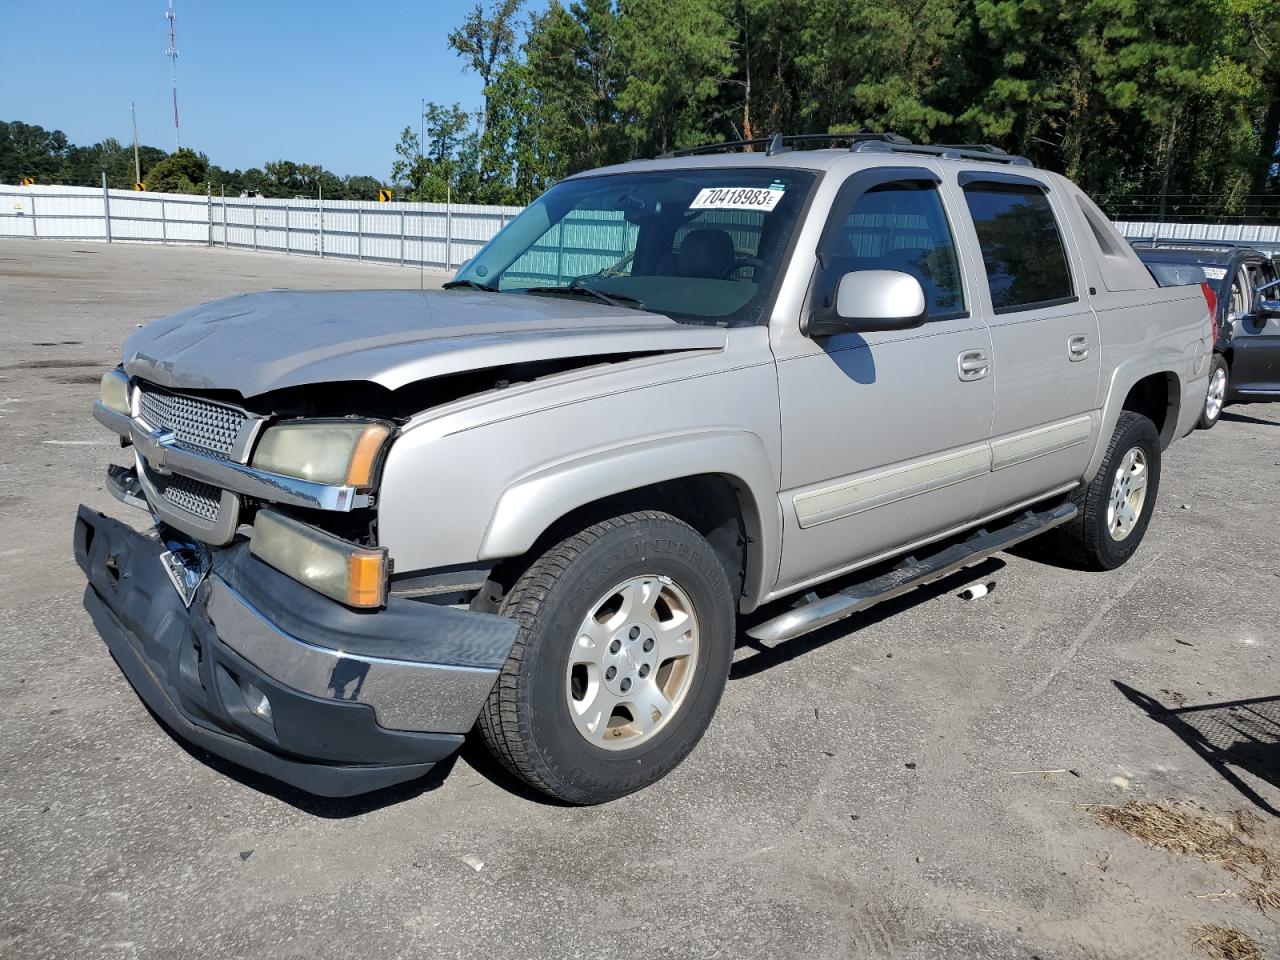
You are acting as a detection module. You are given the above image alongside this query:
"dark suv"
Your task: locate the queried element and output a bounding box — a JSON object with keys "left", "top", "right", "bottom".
{"left": 1132, "top": 239, "right": 1280, "bottom": 429}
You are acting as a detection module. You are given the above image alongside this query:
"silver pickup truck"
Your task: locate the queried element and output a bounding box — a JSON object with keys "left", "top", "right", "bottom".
{"left": 78, "top": 135, "right": 1212, "bottom": 804}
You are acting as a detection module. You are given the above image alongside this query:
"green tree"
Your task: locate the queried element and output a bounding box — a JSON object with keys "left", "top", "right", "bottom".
{"left": 0, "top": 121, "right": 71, "bottom": 183}
{"left": 143, "top": 147, "right": 210, "bottom": 194}
{"left": 616, "top": 0, "right": 734, "bottom": 155}
{"left": 448, "top": 0, "right": 526, "bottom": 133}
{"left": 391, "top": 103, "right": 479, "bottom": 201}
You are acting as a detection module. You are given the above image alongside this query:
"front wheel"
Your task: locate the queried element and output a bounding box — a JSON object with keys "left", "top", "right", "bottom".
{"left": 1198, "top": 354, "right": 1228, "bottom": 430}
{"left": 1038, "top": 411, "right": 1162, "bottom": 571}
{"left": 477, "top": 511, "right": 734, "bottom": 804}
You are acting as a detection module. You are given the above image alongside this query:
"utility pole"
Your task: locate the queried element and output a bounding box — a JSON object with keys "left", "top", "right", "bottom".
{"left": 166, "top": 0, "right": 181, "bottom": 150}
{"left": 131, "top": 102, "right": 142, "bottom": 185}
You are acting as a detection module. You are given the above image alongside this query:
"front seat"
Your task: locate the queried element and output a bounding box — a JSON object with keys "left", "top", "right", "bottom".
{"left": 676, "top": 229, "right": 737, "bottom": 279}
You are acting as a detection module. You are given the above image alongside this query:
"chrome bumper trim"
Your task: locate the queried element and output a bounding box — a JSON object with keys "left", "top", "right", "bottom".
{"left": 205, "top": 577, "right": 501, "bottom": 734}
{"left": 105, "top": 463, "right": 150, "bottom": 514}
{"left": 93, "top": 400, "right": 132, "bottom": 437}
{"left": 135, "top": 456, "right": 242, "bottom": 545}
{"left": 93, "top": 400, "right": 369, "bottom": 513}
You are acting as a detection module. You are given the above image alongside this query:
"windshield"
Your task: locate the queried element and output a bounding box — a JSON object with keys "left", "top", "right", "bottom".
{"left": 451, "top": 168, "right": 817, "bottom": 325}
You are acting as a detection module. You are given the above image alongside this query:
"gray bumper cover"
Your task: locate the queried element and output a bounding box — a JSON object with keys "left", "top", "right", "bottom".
{"left": 74, "top": 505, "right": 518, "bottom": 796}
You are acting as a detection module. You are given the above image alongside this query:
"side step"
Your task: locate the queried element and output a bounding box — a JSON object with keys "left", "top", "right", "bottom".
{"left": 747, "top": 502, "right": 1078, "bottom": 645}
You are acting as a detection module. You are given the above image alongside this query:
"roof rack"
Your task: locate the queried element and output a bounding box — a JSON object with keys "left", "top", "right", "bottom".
{"left": 657, "top": 132, "right": 1032, "bottom": 166}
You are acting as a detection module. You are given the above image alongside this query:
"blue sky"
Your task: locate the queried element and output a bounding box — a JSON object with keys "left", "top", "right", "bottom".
{"left": 1, "top": 0, "right": 547, "bottom": 177}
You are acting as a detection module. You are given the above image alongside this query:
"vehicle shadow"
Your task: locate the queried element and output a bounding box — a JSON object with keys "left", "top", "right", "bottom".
{"left": 452, "top": 737, "right": 579, "bottom": 807}
{"left": 1113, "top": 681, "right": 1280, "bottom": 817}
{"left": 730, "top": 556, "right": 1005, "bottom": 680}
{"left": 143, "top": 701, "right": 459, "bottom": 817}
{"left": 1220, "top": 410, "right": 1280, "bottom": 427}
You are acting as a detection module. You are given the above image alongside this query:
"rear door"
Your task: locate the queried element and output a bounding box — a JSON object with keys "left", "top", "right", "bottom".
{"left": 774, "top": 166, "right": 994, "bottom": 589}
{"left": 950, "top": 173, "right": 1101, "bottom": 515}
{"left": 1229, "top": 257, "right": 1280, "bottom": 399}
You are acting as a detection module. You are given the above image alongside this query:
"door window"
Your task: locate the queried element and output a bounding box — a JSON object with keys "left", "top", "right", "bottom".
{"left": 818, "top": 179, "right": 965, "bottom": 320}
{"left": 1244, "top": 261, "right": 1277, "bottom": 314}
{"left": 1230, "top": 268, "right": 1249, "bottom": 318}
{"left": 963, "top": 183, "right": 1075, "bottom": 314}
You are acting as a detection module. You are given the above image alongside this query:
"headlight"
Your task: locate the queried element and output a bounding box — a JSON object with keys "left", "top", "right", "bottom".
{"left": 250, "top": 510, "right": 388, "bottom": 608}
{"left": 251, "top": 420, "right": 392, "bottom": 488}
{"left": 99, "top": 369, "right": 130, "bottom": 415}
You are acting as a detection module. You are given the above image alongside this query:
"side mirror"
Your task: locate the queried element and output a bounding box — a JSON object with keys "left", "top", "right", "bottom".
{"left": 807, "top": 270, "right": 928, "bottom": 337}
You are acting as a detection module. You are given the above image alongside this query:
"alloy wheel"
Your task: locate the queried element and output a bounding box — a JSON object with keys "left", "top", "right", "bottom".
{"left": 1106, "top": 446, "right": 1149, "bottom": 541}
{"left": 565, "top": 575, "right": 700, "bottom": 750}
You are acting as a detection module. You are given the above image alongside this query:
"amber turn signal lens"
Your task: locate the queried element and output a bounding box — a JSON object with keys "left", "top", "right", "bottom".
{"left": 346, "top": 550, "right": 387, "bottom": 607}
{"left": 346, "top": 423, "right": 392, "bottom": 489}
{"left": 251, "top": 510, "right": 388, "bottom": 609}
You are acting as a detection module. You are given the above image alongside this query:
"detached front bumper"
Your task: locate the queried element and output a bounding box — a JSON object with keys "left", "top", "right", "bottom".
{"left": 74, "top": 505, "right": 517, "bottom": 797}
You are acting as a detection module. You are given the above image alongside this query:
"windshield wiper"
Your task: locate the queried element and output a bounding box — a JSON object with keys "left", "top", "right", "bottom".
{"left": 442, "top": 279, "right": 500, "bottom": 292}
{"left": 523, "top": 284, "right": 645, "bottom": 310}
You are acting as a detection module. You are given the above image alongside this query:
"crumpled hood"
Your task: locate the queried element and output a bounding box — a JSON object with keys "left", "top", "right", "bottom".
{"left": 122, "top": 289, "right": 727, "bottom": 397}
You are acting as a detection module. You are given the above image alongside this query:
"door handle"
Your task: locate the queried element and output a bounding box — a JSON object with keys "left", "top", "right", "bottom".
{"left": 1068, "top": 335, "right": 1090, "bottom": 361}
{"left": 958, "top": 349, "right": 990, "bottom": 381}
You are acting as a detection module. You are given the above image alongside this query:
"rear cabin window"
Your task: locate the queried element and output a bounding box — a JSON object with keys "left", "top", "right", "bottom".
{"left": 963, "top": 183, "right": 1075, "bottom": 313}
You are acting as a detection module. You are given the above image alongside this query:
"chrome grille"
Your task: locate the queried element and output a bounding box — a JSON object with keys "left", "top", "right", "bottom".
{"left": 151, "top": 471, "right": 222, "bottom": 523}
{"left": 137, "top": 385, "right": 247, "bottom": 459}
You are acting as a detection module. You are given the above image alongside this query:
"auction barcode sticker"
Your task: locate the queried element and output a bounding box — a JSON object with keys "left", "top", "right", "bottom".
{"left": 690, "top": 186, "right": 785, "bottom": 212}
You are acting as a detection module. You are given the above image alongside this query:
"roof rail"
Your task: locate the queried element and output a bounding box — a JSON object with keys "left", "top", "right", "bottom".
{"left": 657, "top": 132, "right": 1032, "bottom": 166}
{"left": 851, "top": 140, "right": 1032, "bottom": 166}
{"left": 657, "top": 132, "right": 912, "bottom": 159}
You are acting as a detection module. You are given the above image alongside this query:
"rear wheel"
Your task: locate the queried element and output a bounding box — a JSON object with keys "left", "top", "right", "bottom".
{"left": 1039, "top": 411, "right": 1162, "bottom": 571}
{"left": 1198, "top": 354, "right": 1228, "bottom": 430}
{"left": 477, "top": 511, "right": 734, "bottom": 804}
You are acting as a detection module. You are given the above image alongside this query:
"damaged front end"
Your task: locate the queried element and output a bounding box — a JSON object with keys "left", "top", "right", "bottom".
{"left": 79, "top": 371, "right": 517, "bottom": 797}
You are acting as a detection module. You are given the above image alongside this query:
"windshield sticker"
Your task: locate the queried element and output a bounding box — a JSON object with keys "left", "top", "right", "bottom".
{"left": 1201, "top": 267, "right": 1228, "bottom": 280}
{"left": 690, "top": 186, "right": 785, "bottom": 212}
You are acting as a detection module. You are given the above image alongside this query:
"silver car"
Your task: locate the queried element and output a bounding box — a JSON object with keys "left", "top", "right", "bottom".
{"left": 79, "top": 134, "right": 1213, "bottom": 804}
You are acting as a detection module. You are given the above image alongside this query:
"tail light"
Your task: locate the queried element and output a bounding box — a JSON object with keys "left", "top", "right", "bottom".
{"left": 1200, "top": 281, "right": 1218, "bottom": 344}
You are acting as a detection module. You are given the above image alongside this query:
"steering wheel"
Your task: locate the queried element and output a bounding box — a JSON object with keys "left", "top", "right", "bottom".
{"left": 720, "top": 256, "right": 765, "bottom": 280}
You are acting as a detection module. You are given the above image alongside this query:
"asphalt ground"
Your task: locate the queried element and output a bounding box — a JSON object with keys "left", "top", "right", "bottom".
{"left": 1, "top": 239, "right": 1278, "bottom": 960}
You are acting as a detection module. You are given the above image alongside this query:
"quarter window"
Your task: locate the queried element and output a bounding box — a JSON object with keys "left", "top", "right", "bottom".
{"left": 818, "top": 180, "right": 965, "bottom": 319}
{"left": 963, "top": 183, "right": 1074, "bottom": 313}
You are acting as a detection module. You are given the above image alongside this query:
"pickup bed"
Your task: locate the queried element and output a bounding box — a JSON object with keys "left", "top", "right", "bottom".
{"left": 80, "top": 134, "right": 1212, "bottom": 804}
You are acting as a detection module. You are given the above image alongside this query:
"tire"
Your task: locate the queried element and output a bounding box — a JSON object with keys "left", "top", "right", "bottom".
{"left": 477, "top": 511, "right": 735, "bottom": 804}
{"left": 1039, "top": 411, "right": 1162, "bottom": 571}
{"left": 1198, "top": 354, "right": 1228, "bottom": 430}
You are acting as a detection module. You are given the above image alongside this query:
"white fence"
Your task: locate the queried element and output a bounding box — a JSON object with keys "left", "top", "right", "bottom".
{"left": 0, "top": 182, "right": 523, "bottom": 271}
{"left": 4, "top": 183, "right": 1279, "bottom": 270}
{"left": 1112, "top": 220, "right": 1280, "bottom": 255}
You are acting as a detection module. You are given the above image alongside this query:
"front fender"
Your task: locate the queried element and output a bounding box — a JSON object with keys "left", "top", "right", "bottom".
{"left": 479, "top": 430, "right": 782, "bottom": 611}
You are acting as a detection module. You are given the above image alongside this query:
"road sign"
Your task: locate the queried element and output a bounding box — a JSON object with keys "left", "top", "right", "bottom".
{"left": 21, "top": 177, "right": 35, "bottom": 186}
{"left": 134, "top": 182, "right": 146, "bottom": 191}
{"left": 378, "top": 188, "right": 393, "bottom": 202}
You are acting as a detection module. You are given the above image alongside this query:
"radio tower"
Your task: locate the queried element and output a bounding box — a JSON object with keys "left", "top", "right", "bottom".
{"left": 166, "top": 0, "right": 181, "bottom": 150}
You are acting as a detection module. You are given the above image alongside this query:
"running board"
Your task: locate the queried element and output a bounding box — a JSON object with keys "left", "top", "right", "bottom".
{"left": 747, "top": 503, "right": 1078, "bottom": 645}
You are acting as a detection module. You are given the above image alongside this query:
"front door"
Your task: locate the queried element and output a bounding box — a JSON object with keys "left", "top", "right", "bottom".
{"left": 952, "top": 176, "right": 1101, "bottom": 514}
{"left": 774, "top": 167, "right": 994, "bottom": 590}
{"left": 1230, "top": 258, "right": 1280, "bottom": 399}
